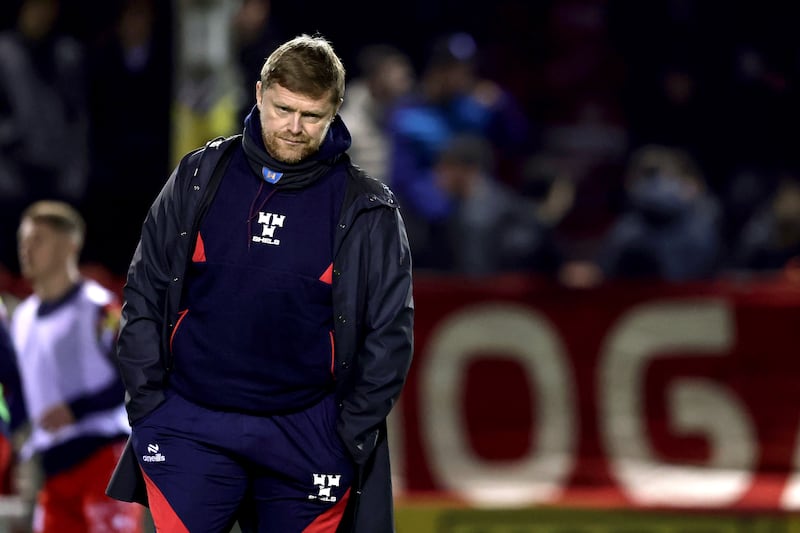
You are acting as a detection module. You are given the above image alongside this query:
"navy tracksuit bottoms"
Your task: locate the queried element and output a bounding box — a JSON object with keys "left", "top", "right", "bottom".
{"left": 132, "top": 390, "right": 354, "bottom": 532}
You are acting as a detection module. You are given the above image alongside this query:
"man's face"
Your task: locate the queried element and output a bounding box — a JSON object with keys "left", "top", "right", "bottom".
{"left": 17, "top": 219, "right": 73, "bottom": 282}
{"left": 255, "top": 82, "right": 340, "bottom": 164}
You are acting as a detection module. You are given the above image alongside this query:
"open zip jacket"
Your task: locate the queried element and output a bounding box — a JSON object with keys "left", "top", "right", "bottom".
{"left": 107, "top": 134, "right": 414, "bottom": 532}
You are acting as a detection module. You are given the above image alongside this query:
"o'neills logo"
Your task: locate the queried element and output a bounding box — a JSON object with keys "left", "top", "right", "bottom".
{"left": 143, "top": 442, "right": 166, "bottom": 463}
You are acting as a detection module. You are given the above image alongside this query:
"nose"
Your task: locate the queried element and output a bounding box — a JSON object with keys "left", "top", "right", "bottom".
{"left": 287, "top": 113, "right": 302, "bottom": 134}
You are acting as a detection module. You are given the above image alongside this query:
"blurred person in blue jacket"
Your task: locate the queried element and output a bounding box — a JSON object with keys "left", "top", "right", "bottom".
{"left": 339, "top": 43, "right": 415, "bottom": 184}
{"left": 597, "top": 144, "right": 723, "bottom": 281}
{"left": 387, "top": 31, "right": 531, "bottom": 269}
{"left": 731, "top": 172, "right": 800, "bottom": 273}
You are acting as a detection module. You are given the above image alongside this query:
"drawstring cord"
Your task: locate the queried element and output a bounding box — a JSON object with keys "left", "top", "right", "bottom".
{"left": 246, "top": 181, "right": 278, "bottom": 249}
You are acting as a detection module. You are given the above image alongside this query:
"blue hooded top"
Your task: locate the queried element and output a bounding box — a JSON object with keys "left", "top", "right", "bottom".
{"left": 168, "top": 106, "right": 350, "bottom": 414}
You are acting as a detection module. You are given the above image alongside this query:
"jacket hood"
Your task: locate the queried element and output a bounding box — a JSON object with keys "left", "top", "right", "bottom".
{"left": 242, "top": 104, "right": 352, "bottom": 190}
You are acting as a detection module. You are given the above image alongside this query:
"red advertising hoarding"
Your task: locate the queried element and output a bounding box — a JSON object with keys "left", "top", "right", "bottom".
{"left": 392, "top": 274, "right": 800, "bottom": 511}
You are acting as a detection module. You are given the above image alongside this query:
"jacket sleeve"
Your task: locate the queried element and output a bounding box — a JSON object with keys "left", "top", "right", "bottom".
{"left": 0, "top": 319, "right": 24, "bottom": 433}
{"left": 115, "top": 163, "right": 184, "bottom": 425}
{"left": 338, "top": 206, "right": 414, "bottom": 464}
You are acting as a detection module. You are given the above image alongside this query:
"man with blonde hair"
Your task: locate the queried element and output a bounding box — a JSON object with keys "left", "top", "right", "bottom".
{"left": 107, "top": 34, "right": 414, "bottom": 532}
{"left": 10, "top": 200, "right": 142, "bottom": 532}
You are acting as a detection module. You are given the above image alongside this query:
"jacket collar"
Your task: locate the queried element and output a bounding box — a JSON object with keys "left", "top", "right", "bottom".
{"left": 241, "top": 105, "right": 352, "bottom": 190}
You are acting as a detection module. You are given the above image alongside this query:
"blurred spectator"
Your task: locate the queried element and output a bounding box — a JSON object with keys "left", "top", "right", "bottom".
{"left": 731, "top": 173, "right": 800, "bottom": 273}
{"left": 540, "top": 96, "right": 628, "bottom": 246}
{"left": 432, "top": 134, "right": 567, "bottom": 277}
{"left": 83, "top": 0, "right": 173, "bottom": 275}
{"left": 534, "top": 0, "right": 629, "bottom": 247}
{"left": 596, "top": 144, "right": 723, "bottom": 282}
{"left": 339, "top": 43, "right": 415, "bottom": 183}
{"left": 511, "top": 151, "right": 575, "bottom": 272}
{"left": 718, "top": 166, "right": 777, "bottom": 257}
{"left": 0, "top": 0, "right": 90, "bottom": 274}
{"left": 387, "top": 31, "right": 531, "bottom": 269}
{"left": 10, "top": 200, "right": 141, "bottom": 532}
{"left": 608, "top": 1, "right": 800, "bottom": 195}
{"left": 230, "top": 0, "right": 285, "bottom": 126}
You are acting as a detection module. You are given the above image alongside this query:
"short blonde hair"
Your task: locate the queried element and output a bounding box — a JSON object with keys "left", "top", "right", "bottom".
{"left": 20, "top": 200, "right": 86, "bottom": 248}
{"left": 260, "top": 34, "right": 346, "bottom": 105}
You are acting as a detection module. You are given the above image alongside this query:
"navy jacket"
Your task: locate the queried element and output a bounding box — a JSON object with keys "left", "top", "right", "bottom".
{"left": 106, "top": 133, "right": 414, "bottom": 533}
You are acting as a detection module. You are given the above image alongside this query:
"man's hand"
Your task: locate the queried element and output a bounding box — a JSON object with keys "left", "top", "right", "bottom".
{"left": 39, "top": 403, "right": 75, "bottom": 433}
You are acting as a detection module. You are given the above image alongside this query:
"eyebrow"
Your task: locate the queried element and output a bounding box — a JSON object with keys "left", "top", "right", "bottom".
{"left": 271, "top": 96, "right": 330, "bottom": 117}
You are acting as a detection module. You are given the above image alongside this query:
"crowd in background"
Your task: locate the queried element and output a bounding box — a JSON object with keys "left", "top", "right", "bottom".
{"left": 0, "top": 1, "right": 797, "bottom": 528}
{"left": 2, "top": 0, "right": 800, "bottom": 292}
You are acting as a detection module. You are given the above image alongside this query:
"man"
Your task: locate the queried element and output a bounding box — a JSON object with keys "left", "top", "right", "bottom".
{"left": 338, "top": 43, "right": 415, "bottom": 183}
{"left": 433, "top": 134, "right": 566, "bottom": 276}
{"left": 106, "top": 34, "right": 414, "bottom": 532}
{"left": 597, "top": 144, "right": 722, "bottom": 281}
{"left": 386, "top": 32, "right": 531, "bottom": 270}
{"left": 10, "top": 201, "right": 142, "bottom": 532}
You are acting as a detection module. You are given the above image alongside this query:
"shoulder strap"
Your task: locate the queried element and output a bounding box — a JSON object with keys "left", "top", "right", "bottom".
{"left": 191, "top": 135, "right": 241, "bottom": 229}
{"left": 181, "top": 135, "right": 240, "bottom": 241}
{"left": 177, "top": 134, "right": 239, "bottom": 277}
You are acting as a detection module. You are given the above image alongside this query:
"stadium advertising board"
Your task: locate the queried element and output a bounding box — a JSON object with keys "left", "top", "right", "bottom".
{"left": 392, "top": 275, "right": 800, "bottom": 511}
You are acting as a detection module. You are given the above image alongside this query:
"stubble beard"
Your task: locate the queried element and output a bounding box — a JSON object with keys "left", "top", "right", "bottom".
{"left": 263, "top": 131, "right": 316, "bottom": 164}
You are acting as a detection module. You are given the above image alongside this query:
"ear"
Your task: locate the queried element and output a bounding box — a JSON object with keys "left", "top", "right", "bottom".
{"left": 68, "top": 235, "right": 82, "bottom": 255}
{"left": 255, "top": 81, "right": 264, "bottom": 109}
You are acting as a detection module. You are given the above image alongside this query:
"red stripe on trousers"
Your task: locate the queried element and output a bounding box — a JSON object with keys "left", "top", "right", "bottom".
{"left": 140, "top": 467, "right": 190, "bottom": 533}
